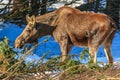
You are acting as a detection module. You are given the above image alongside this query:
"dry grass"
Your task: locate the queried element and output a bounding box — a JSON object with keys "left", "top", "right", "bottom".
{"left": 56, "top": 64, "right": 120, "bottom": 80}
{"left": 1, "top": 54, "right": 120, "bottom": 80}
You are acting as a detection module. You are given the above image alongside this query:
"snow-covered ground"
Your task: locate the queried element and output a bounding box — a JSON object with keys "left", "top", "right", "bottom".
{"left": 0, "top": 22, "right": 120, "bottom": 64}
{"left": 48, "top": 0, "right": 86, "bottom": 9}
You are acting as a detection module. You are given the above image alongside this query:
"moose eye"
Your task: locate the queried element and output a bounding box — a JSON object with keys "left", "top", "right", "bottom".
{"left": 29, "top": 23, "right": 34, "bottom": 27}
{"left": 26, "top": 28, "right": 31, "bottom": 32}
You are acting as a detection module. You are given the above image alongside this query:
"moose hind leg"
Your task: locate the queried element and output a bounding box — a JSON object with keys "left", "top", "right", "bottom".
{"left": 104, "top": 47, "right": 113, "bottom": 64}
{"left": 103, "top": 42, "right": 113, "bottom": 64}
{"left": 102, "top": 31, "right": 115, "bottom": 65}
{"left": 88, "top": 30, "right": 106, "bottom": 63}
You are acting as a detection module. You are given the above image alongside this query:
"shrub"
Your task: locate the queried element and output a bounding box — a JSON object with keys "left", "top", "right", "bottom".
{"left": 0, "top": 37, "right": 17, "bottom": 72}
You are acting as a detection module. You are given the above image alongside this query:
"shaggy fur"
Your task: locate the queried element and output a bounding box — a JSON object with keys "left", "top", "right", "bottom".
{"left": 15, "top": 6, "right": 117, "bottom": 64}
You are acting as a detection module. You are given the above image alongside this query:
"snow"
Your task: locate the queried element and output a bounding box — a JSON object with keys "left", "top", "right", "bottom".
{"left": 49, "top": 2, "right": 66, "bottom": 9}
{"left": 0, "top": 0, "right": 9, "bottom": 8}
{"left": 48, "top": 0, "right": 86, "bottom": 9}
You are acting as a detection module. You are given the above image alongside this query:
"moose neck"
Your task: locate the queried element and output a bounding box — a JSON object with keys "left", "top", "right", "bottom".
{"left": 35, "top": 11, "right": 57, "bottom": 37}
{"left": 35, "top": 11, "right": 57, "bottom": 25}
{"left": 36, "top": 23, "right": 55, "bottom": 37}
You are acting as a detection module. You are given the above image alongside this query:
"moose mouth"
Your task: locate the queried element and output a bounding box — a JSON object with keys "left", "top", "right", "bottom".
{"left": 14, "top": 42, "right": 25, "bottom": 49}
{"left": 14, "top": 39, "right": 38, "bottom": 49}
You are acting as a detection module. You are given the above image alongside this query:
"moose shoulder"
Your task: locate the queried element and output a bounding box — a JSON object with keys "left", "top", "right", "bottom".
{"left": 14, "top": 6, "right": 117, "bottom": 64}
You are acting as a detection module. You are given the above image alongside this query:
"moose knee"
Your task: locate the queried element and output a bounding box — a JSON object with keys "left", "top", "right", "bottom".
{"left": 61, "top": 55, "right": 68, "bottom": 62}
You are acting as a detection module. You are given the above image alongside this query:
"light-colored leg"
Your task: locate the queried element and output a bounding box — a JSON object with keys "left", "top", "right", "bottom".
{"left": 104, "top": 48, "right": 113, "bottom": 64}
{"left": 102, "top": 31, "right": 114, "bottom": 65}
{"left": 88, "top": 30, "right": 105, "bottom": 64}
{"left": 103, "top": 44, "right": 113, "bottom": 64}
{"left": 89, "top": 47, "right": 98, "bottom": 63}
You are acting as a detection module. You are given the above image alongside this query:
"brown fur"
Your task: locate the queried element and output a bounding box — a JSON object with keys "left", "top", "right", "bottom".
{"left": 14, "top": 6, "right": 117, "bottom": 64}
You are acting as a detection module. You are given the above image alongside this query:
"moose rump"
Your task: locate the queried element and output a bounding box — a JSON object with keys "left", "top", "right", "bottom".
{"left": 14, "top": 7, "right": 117, "bottom": 64}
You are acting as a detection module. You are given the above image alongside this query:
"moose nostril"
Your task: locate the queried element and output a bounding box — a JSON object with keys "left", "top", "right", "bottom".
{"left": 14, "top": 43, "right": 19, "bottom": 48}
{"left": 15, "top": 46, "right": 19, "bottom": 49}
{"left": 14, "top": 45, "right": 17, "bottom": 48}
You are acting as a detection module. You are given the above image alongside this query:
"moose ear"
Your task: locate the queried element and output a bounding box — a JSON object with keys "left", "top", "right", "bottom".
{"left": 31, "top": 15, "right": 36, "bottom": 24}
{"left": 26, "top": 15, "right": 30, "bottom": 22}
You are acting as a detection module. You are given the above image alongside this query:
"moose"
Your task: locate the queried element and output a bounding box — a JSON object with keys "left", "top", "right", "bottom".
{"left": 15, "top": 6, "right": 117, "bottom": 64}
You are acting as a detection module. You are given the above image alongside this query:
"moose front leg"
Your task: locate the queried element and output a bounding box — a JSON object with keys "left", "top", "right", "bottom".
{"left": 53, "top": 29, "right": 72, "bottom": 62}
{"left": 59, "top": 37, "right": 72, "bottom": 62}
{"left": 89, "top": 46, "right": 98, "bottom": 63}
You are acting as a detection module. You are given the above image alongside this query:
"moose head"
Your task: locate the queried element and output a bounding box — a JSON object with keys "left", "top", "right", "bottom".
{"left": 14, "top": 15, "right": 39, "bottom": 48}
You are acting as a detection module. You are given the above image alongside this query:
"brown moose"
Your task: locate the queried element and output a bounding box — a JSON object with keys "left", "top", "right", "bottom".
{"left": 14, "top": 7, "right": 117, "bottom": 64}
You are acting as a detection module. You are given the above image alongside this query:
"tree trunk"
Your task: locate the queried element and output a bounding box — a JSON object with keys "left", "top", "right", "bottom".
{"left": 87, "top": 0, "right": 95, "bottom": 3}
{"left": 94, "top": 0, "right": 100, "bottom": 12}
{"left": 12, "top": 0, "right": 28, "bottom": 12}
{"left": 12, "top": 0, "right": 24, "bottom": 10}
{"left": 30, "top": 0, "right": 39, "bottom": 16}
{"left": 41, "top": 0, "right": 47, "bottom": 15}
{"left": 106, "top": 0, "right": 120, "bottom": 28}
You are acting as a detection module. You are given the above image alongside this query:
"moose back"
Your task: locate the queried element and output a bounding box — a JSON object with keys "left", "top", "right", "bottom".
{"left": 14, "top": 7, "right": 117, "bottom": 64}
